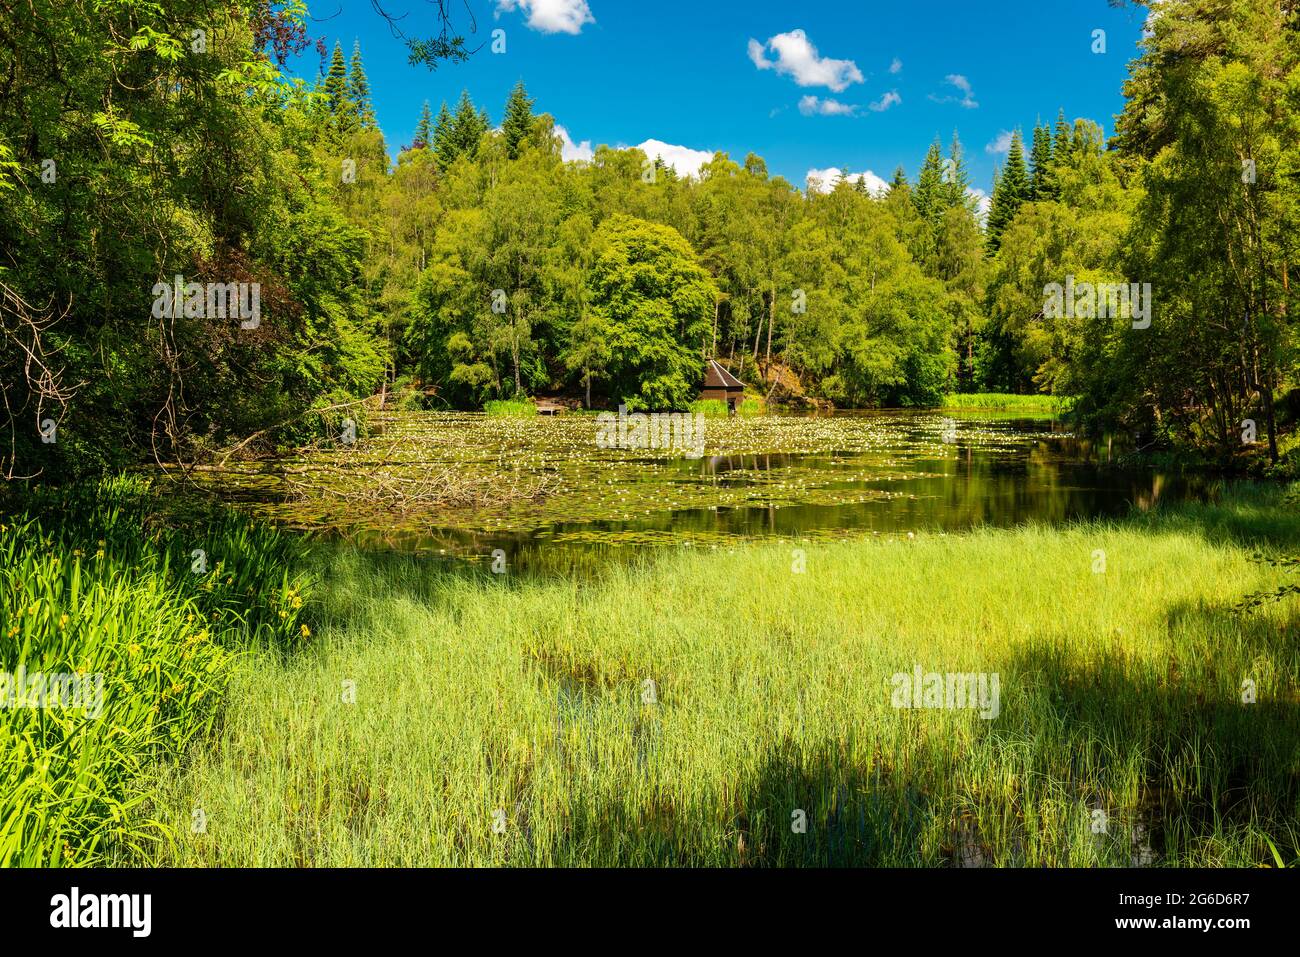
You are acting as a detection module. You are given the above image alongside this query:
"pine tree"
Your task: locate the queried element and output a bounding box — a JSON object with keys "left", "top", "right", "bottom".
{"left": 414, "top": 101, "right": 434, "bottom": 149}
{"left": 349, "top": 40, "right": 375, "bottom": 128}
{"left": 943, "top": 131, "right": 974, "bottom": 213}
{"left": 449, "top": 90, "right": 488, "bottom": 161}
{"left": 431, "top": 101, "right": 456, "bottom": 168}
{"left": 1029, "top": 123, "right": 1054, "bottom": 201}
{"left": 322, "top": 41, "right": 350, "bottom": 125}
{"left": 912, "top": 139, "right": 946, "bottom": 225}
{"left": 985, "top": 129, "right": 1031, "bottom": 253}
{"left": 889, "top": 165, "right": 909, "bottom": 193}
{"left": 1052, "top": 109, "right": 1072, "bottom": 163}
{"left": 501, "top": 80, "right": 535, "bottom": 160}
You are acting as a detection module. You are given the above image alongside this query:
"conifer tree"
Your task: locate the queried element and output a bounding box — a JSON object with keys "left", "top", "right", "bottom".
{"left": 414, "top": 101, "right": 434, "bottom": 149}
{"left": 1052, "top": 109, "right": 1072, "bottom": 163}
{"left": 943, "top": 131, "right": 975, "bottom": 213}
{"left": 349, "top": 40, "right": 375, "bottom": 128}
{"left": 889, "top": 165, "right": 909, "bottom": 193}
{"left": 912, "top": 139, "right": 946, "bottom": 226}
{"left": 1029, "top": 123, "right": 1054, "bottom": 201}
{"left": 450, "top": 90, "right": 488, "bottom": 161}
{"left": 431, "top": 101, "right": 456, "bottom": 168}
{"left": 985, "top": 129, "right": 1031, "bottom": 253}
{"left": 323, "top": 41, "right": 350, "bottom": 123}
{"left": 501, "top": 80, "right": 535, "bottom": 160}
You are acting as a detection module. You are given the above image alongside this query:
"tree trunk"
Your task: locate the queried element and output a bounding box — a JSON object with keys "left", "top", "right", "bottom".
{"left": 765, "top": 284, "right": 775, "bottom": 369}
{"left": 1264, "top": 369, "right": 1279, "bottom": 464}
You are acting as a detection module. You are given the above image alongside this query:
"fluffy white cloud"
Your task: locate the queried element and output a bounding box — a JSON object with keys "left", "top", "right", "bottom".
{"left": 985, "top": 130, "right": 1013, "bottom": 154}
{"left": 969, "top": 187, "right": 992, "bottom": 220}
{"left": 748, "top": 29, "right": 864, "bottom": 92}
{"left": 556, "top": 124, "right": 593, "bottom": 162}
{"left": 799, "top": 95, "right": 858, "bottom": 117}
{"left": 637, "top": 139, "right": 714, "bottom": 179}
{"left": 496, "top": 0, "right": 594, "bottom": 35}
{"left": 868, "top": 90, "right": 902, "bottom": 112}
{"left": 805, "top": 167, "right": 890, "bottom": 196}
{"left": 929, "top": 73, "right": 978, "bottom": 109}
{"left": 889, "top": 57, "right": 903, "bottom": 74}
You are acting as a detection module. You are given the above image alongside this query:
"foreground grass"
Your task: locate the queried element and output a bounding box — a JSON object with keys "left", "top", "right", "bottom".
{"left": 132, "top": 489, "right": 1300, "bottom": 867}
{"left": 0, "top": 479, "right": 311, "bottom": 865}
{"left": 942, "top": 393, "right": 1075, "bottom": 414}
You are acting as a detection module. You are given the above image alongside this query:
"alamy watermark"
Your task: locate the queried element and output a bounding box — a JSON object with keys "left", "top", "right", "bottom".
{"left": 596, "top": 405, "right": 706, "bottom": 459}
{"left": 150, "top": 275, "right": 260, "bottom": 329}
{"left": 1043, "top": 276, "right": 1151, "bottom": 329}
{"left": 890, "top": 664, "right": 1000, "bottom": 719}
{"left": 1, "top": 667, "right": 103, "bottom": 719}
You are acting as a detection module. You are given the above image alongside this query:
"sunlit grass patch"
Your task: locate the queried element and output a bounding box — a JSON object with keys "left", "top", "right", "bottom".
{"left": 132, "top": 502, "right": 1300, "bottom": 867}
{"left": 484, "top": 399, "right": 539, "bottom": 418}
{"left": 689, "top": 398, "right": 763, "bottom": 418}
{"left": 942, "top": 393, "right": 1075, "bottom": 414}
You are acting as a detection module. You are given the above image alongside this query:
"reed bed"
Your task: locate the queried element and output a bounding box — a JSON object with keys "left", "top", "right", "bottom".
{"left": 942, "top": 393, "right": 1075, "bottom": 414}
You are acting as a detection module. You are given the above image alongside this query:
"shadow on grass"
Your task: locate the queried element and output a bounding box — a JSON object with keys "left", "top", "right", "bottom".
{"left": 531, "top": 735, "right": 946, "bottom": 868}
{"left": 1128, "top": 481, "right": 1300, "bottom": 553}
{"left": 995, "top": 601, "right": 1299, "bottom": 866}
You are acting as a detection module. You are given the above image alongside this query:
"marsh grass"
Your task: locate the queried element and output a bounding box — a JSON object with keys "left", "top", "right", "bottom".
{"left": 484, "top": 399, "right": 539, "bottom": 418}
{"left": 132, "top": 490, "right": 1300, "bottom": 867}
{"left": 942, "top": 393, "right": 1075, "bottom": 414}
{"left": 689, "top": 398, "right": 763, "bottom": 418}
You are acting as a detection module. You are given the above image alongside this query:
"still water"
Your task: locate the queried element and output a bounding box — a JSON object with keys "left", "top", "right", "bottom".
{"left": 259, "top": 410, "right": 1207, "bottom": 572}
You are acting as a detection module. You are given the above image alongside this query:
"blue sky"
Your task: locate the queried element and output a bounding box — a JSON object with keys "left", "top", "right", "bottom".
{"left": 292, "top": 0, "right": 1149, "bottom": 200}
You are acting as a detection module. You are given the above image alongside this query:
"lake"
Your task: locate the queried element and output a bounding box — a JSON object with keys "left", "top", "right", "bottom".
{"left": 194, "top": 409, "right": 1209, "bottom": 575}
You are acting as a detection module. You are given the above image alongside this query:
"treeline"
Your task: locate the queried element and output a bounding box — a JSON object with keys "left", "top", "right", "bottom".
{"left": 1, "top": 0, "right": 1297, "bottom": 479}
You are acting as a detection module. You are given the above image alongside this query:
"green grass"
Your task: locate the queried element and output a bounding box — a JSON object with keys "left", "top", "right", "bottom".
{"left": 689, "top": 398, "right": 763, "bottom": 418}
{"left": 0, "top": 477, "right": 313, "bottom": 866}
{"left": 942, "top": 393, "right": 1076, "bottom": 414}
{"left": 484, "top": 399, "right": 539, "bottom": 418}
{"left": 125, "top": 485, "right": 1300, "bottom": 867}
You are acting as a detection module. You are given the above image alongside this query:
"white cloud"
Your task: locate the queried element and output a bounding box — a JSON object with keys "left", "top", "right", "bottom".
{"left": 556, "top": 124, "right": 593, "bottom": 162}
{"left": 929, "top": 73, "right": 978, "bottom": 109}
{"left": 748, "top": 29, "right": 864, "bottom": 92}
{"left": 805, "top": 167, "right": 890, "bottom": 196}
{"left": 985, "top": 130, "right": 1013, "bottom": 155}
{"left": 868, "top": 90, "right": 902, "bottom": 112}
{"left": 496, "top": 0, "right": 594, "bottom": 35}
{"left": 889, "top": 57, "right": 903, "bottom": 74}
{"left": 969, "top": 187, "right": 992, "bottom": 220}
{"left": 637, "top": 139, "right": 714, "bottom": 179}
{"left": 799, "top": 95, "right": 858, "bottom": 117}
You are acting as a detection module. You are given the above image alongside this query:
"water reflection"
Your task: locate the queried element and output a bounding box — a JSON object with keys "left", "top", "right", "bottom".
{"left": 346, "top": 412, "right": 1210, "bottom": 574}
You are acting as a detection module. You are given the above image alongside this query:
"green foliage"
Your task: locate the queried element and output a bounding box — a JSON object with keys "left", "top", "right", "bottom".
{"left": 986, "top": 130, "right": 1032, "bottom": 253}
{"left": 689, "top": 398, "right": 762, "bottom": 417}
{"left": 4, "top": 0, "right": 1295, "bottom": 477}
{"left": 941, "top": 392, "right": 1074, "bottom": 413}
{"left": 483, "top": 399, "right": 538, "bottom": 417}
{"left": 501, "top": 80, "right": 536, "bottom": 161}
{"left": 413, "top": 101, "right": 434, "bottom": 149}
{"left": 584, "top": 216, "right": 716, "bottom": 410}
{"left": 0, "top": 476, "right": 314, "bottom": 865}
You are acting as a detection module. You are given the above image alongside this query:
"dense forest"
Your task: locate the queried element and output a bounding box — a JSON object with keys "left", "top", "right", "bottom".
{"left": 1, "top": 0, "right": 1298, "bottom": 480}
